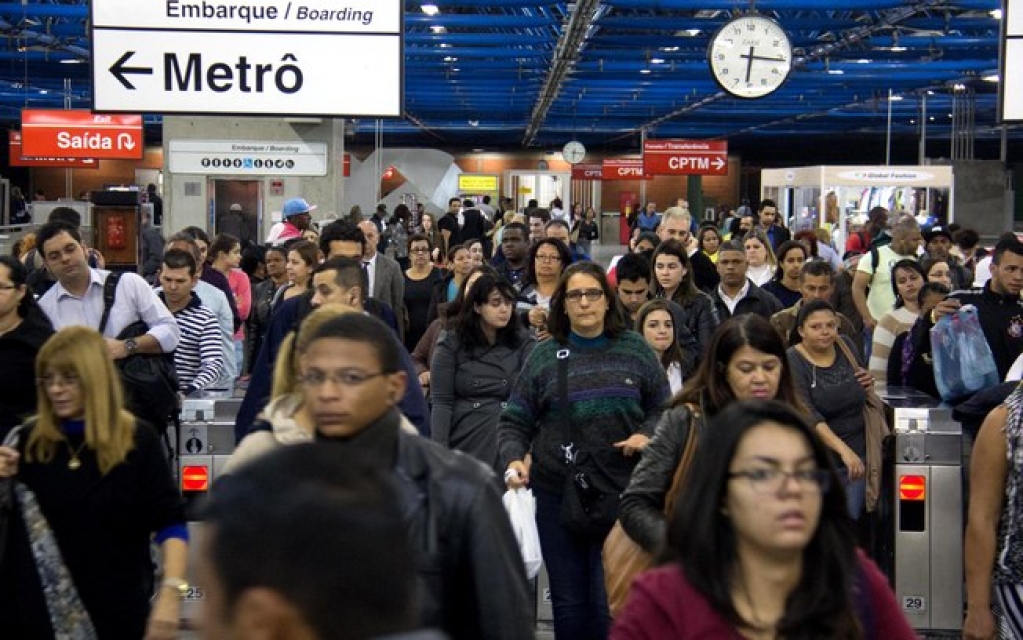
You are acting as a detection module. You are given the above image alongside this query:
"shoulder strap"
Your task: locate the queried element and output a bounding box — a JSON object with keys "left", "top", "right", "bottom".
{"left": 99, "top": 272, "right": 123, "bottom": 335}
{"left": 663, "top": 405, "right": 700, "bottom": 513}
{"left": 869, "top": 246, "right": 880, "bottom": 280}
{"left": 556, "top": 348, "right": 570, "bottom": 418}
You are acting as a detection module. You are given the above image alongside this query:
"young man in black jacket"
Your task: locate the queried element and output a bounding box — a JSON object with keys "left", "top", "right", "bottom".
{"left": 293, "top": 313, "right": 534, "bottom": 640}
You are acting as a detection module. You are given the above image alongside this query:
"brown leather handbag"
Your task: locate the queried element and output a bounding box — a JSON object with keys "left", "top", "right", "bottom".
{"left": 603, "top": 407, "right": 699, "bottom": 617}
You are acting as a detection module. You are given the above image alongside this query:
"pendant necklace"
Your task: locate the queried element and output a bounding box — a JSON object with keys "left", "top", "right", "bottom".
{"left": 66, "top": 440, "right": 88, "bottom": 470}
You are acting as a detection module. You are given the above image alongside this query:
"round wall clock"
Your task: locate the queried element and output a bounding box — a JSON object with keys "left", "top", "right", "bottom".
{"left": 562, "top": 140, "right": 587, "bottom": 164}
{"left": 708, "top": 14, "right": 792, "bottom": 99}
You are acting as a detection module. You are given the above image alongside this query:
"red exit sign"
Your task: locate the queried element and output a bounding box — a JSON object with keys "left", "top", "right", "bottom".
{"left": 643, "top": 139, "right": 728, "bottom": 176}
{"left": 21, "top": 109, "right": 144, "bottom": 160}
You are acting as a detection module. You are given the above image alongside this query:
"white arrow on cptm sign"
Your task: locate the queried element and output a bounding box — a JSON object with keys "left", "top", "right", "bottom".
{"left": 713, "top": 157, "right": 726, "bottom": 171}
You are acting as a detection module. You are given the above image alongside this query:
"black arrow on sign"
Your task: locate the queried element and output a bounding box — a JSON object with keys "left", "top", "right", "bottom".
{"left": 109, "top": 51, "right": 153, "bottom": 90}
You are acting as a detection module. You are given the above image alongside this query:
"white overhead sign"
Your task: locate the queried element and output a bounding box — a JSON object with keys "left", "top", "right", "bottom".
{"left": 168, "top": 139, "right": 328, "bottom": 175}
{"left": 90, "top": 0, "right": 402, "bottom": 117}
{"left": 1003, "top": 0, "right": 1023, "bottom": 122}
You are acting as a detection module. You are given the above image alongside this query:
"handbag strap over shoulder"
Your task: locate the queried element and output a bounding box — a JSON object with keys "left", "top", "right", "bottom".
{"left": 663, "top": 405, "right": 700, "bottom": 514}
{"left": 98, "top": 272, "right": 123, "bottom": 335}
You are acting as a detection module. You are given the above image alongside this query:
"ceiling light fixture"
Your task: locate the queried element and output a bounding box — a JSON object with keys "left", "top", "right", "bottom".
{"left": 59, "top": 58, "right": 86, "bottom": 65}
{"left": 856, "top": 59, "right": 871, "bottom": 64}
{"left": 439, "top": 43, "right": 451, "bottom": 48}
{"left": 421, "top": 4, "right": 439, "bottom": 16}
{"left": 443, "top": 56, "right": 458, "bottom": 62}
{"left": 889, "top": 94, "right": 904, "bottom": 101}
{"left": 430, "top": 25, "right": 446, "bottom": 34}
{"left": 983, "top": 74, "right": 999, "bottom": 83}
{"left": 990, "top": 9, "right": 1003, "bottom": 19}
{"left": 650, "top": 57, "right": 665, "bottom": 64}
{"left": 640, "top": 68, "right": 651, "bottom": 74}
{"left": 827, "top": 69, "right": 845, "bottom": 75}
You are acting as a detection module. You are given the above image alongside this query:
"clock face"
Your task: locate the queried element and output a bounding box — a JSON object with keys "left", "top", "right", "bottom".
{"left": 708, "top": 15, "right": 792, "bottom": 99}
{"left": 562, "top": 141, "right": 586, "bottom": 164}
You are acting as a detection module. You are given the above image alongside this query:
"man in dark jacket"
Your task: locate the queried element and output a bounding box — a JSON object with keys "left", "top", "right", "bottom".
{"left": 294, "top": 312, "right": 534, "bottom": 640}
{"left": 709, "top": 241, "right": 783, "bottom": 320}
{"left": 757, "top": 198, "right": 791, "bottom": 252}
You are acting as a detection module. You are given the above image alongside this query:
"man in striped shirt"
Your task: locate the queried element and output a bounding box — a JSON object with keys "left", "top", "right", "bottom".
{"left": 159, "top": 249, "right": 226, "bottom": 396}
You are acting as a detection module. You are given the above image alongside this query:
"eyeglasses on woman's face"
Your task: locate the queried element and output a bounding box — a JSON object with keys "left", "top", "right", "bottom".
{"left": 564, "top": 288, "right": 604, "bottom": 303}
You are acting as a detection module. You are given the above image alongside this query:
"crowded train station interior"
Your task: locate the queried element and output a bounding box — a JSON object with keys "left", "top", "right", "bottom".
{"left": 0, "top": 0, "right": 1021, "bottom": 638}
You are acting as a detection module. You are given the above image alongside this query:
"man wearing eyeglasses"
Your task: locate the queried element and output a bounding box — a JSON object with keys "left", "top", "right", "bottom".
{"left": 291, "top": 313, "right": 534, "bottom": 640}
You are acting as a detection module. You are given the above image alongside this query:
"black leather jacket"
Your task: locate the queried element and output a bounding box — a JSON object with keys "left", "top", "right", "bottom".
{"left": 394, "top": 426, "right": 534, "bottom": 640}
{"left": 618, "top": 405, "right": 704, "bottom": 553}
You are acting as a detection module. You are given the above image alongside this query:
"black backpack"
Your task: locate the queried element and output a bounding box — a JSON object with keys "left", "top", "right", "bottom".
{"left": 98, "top": 273, "right": 180, "bottom": 430}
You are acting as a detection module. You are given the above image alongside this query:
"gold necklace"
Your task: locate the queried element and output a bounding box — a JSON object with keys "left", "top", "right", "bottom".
{"left": 66, "top": 439, "right": 89, "bottom": 470}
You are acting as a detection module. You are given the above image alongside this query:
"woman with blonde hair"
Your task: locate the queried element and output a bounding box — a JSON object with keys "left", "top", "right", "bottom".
{"left": 0, "top": 326, "right": 187, "bottom": 639}
{"left": 742, "top": 228, "right": 777, "bottom": 287}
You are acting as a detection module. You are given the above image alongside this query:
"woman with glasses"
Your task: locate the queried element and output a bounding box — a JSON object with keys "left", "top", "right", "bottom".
{"left": 612, "top": 400, "right": 914, "bottom": 639}
{"left": 518, "top": 238, "right": 572, "bottom": 341}
{"left": 787, "top": 300, "right": 874, "bottom": 519}
{"left": 402, "top": 234, "right": 444, "bottom": 352}
{"left": 0, "top": 255, "right": 53, "bottom": 440}
{"left": 619, "top": 315, "right": 806, "bottom": 556}
{"left": 500, "top": 261, "right": 671, "bottom": 640}
{"left": 0, "top": 326, "right": 188, "bottom": 639}
{"left": 430, "top": 274, "right": 534, "bottom": 472}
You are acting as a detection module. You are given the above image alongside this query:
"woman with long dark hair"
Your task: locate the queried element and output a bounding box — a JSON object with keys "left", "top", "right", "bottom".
{"left": 763, "top": 240, "right": 807, "bottom": 309}
{"left": 431, "top": 274, "right": 535, "bottom": 471}
{"left": 500, "top": 262, "right": 670, "bottom": 639}
{"left": 403, "top": 233, "right": 445, "bottom": 352}
{"left": 649, "top": 239, "right": 719, "bottom": 357}
{"left": 0, "top": 255, "right": 53, "bottom": 438}
{"left": 619, "top": 315, "right": 807, "bottom": 554}
{"left": 613, "top": 400, "right": 914, "bottom": 639}
{"left": 868, "top": 259, "right": 926, "bottom": 388}
{"left": 636, "top": 299, "right": 685, "bottom": 395}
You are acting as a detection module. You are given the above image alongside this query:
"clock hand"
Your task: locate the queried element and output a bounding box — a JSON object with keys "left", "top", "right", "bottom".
{"left": 747, "top": 54, "right": 787, "bottom": 63}
{"left": 745, "top": 46, "right": 754, "bottom": 83}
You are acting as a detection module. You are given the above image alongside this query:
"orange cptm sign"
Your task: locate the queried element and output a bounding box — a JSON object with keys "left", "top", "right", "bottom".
{"left": 8, "top": 130, "right": 100, "bottom": 168}
{"left": 20, "top": 109, "right": 143, "bottom": 160}
{"left": 899, "top": 475, "right": 926, "bottom": 501}
{"left": 181, "top": 466, "right": 210, "bottom": 492}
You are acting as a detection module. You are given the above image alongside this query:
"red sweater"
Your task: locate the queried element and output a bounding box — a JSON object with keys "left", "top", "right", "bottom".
{"left": 611, "top": 554, "right": 916, "bottom": 640}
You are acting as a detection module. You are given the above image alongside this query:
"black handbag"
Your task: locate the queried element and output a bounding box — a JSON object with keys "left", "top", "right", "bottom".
{"left": 99, "top": 273, "right": 180, "bottom": 430}
{"left": 555, "top": 348, "right": 620, "bottom": 538}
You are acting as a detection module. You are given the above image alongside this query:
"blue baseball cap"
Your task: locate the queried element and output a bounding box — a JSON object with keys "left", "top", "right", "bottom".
{"left": 282, "top": 197, "right": 316, "bottom": 218}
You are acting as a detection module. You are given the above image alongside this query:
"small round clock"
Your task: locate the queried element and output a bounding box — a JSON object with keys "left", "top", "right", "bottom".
{"left": 562, "top": 140, "right": 587, "bottom": 164}
{"left": 708, "top": 14, "right": 792, "bottom": 99}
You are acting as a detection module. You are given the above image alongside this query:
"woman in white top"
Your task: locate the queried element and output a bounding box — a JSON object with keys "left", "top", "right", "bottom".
{"left": 636, "top": 299, "right": 684, "bottom": 394}
{"left": 869, "top": 259, "right": 926, "bottom": 389}
{"left": 742, "top": 228, "right": 777, "bottom": 287}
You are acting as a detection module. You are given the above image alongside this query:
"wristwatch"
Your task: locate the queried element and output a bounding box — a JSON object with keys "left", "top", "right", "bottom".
{"left": 161, "top": 577, "right": 189, "bottom": 599}
{"left": 124, "top": 337, "right": 138, "bottom": 355}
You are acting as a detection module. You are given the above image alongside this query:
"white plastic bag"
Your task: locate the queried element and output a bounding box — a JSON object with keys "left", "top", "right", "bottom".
{"left": 502, "top": 488, "right": 543, "bottom": 579}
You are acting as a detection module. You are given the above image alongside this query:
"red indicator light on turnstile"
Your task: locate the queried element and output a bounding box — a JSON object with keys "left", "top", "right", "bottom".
{"left": 899, "top": 475, "right": 926, "bottom": 501}
{"left": 182, "top": 466, "right": 209, "bottom": 492}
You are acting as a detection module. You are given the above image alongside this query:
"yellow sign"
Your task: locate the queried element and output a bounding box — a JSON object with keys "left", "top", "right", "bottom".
{"left": 458, "top": 174, "right": 499, "bottom": 192}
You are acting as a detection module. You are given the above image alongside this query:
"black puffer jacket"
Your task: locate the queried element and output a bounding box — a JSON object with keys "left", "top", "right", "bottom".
{"left": 618, "top": 404, "right": 705, "bottom": 553}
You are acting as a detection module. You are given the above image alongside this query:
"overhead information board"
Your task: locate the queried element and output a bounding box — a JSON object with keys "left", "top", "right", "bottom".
{"left": 1003, "top": 0, "right": 1023, "bottom": 122}
{"left": 458, "top": 174, "right": 499, "bottom": 192}
{"left": 21, "top": 110, "right": 143, "bottom": 160}
{"left": 643, "top": 140, "right": 728, "bottom": 176}
{"left": 168, "top": 139, "right": 328, "bottom": 175}
{"left": 90, "top": 0, "right": 402, "bottom": 117}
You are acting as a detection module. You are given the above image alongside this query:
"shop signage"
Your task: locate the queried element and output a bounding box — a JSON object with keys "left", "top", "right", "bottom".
{"left": 168, "top": 139, "right": 328, "bottom": 175}
{"left": 602, "top": 158, "right": 649, "bottom": 181}
{"left": 20, "top": 110, "right": 143, "bottom": 160}
{"left": 8, "top": 131, "right": 99, "bottom": 168}
{"left": 835, "top": 169, "right": 935, "bottom": 184}
{"left": 458, "top": 174, "right": 499, "bottom": 192}
{"left": 643, "top": 139, "right": 728, "bottom": 176}
{"left": 90, "top": 0, "right": 402, "bottom": 117}
{"left": 571, "top": 163, "right": 603, "bottom": 180}
{"left": 1003, "top": 0, "right": 1023, "bottom": 121}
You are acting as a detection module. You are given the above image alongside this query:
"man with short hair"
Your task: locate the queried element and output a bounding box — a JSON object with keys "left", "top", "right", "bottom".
{"left": 852, "top": 214, "right": 922, "bottom": 331}
{"left": 846, "top": 206, "right": 889, "bottom": 254}
{"left": 358, "top": 220, "right": 405, "bottom": 330}
{"left": 235, "top": 243, "right": 427, "bottom": 440}
{"left": 657, "top": 206, "right": 719, "bottom": 291}
{"left": 934, "top": 236, "right": 1023, "bottom": 380}
{"left": 478, "top": 194, "right": 496, "bottom": 222}
{"left": 770, "top": 260, "right": 864, "bottom": 355}
{"left": 158, "top": 249, "right": 226, "bottom": 396}
{"left": 494, "top": 222, "right": 529, "bottom": 288}
{"left": 269, "top": 197, "right": 316, "bottom": 245}
{"left": 268, "top": 313, "right": 532, "bottom": 639}
{"left": 709, "top": 241, "right": 783, "bottom": 320}
{"left": 757, "top": 198, "right": 791, "bottom": 252}
{"left": 923, "top": 226, "right": 971, "bottom": 290}
{"left": 165, "top": 233, "right": 236, "bottom": 386}
{"left": 615, "top": 252, "right": 653, "bottom": 327}
{"left": 198, "top": 445, "right": 439, "bottom": 640}
{"left": 37, "top": 220, "right": 179, "bottom": 360}
{"left": 544, "top": 219, "right": 590, "bottom": 262}
{"left": 439, "top": 198, "right": 462, "bottom": 255}
{"left": 528, "top": 208, "right": 550, "bottom": 243}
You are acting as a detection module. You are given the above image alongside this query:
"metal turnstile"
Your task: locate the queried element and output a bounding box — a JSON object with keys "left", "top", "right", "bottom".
{"left": 176, "top": 388, "right": 242, "bottom": 625}
{"left": 880, "top": 387, "right": 964, "bottom": 634}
